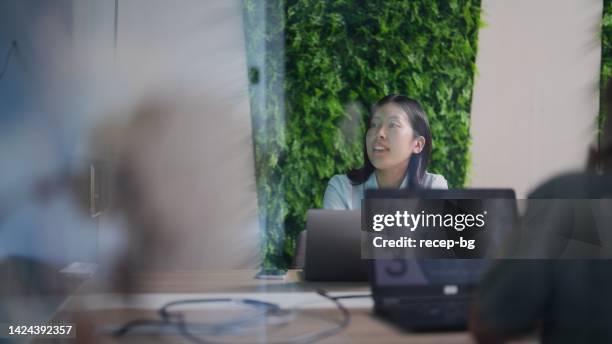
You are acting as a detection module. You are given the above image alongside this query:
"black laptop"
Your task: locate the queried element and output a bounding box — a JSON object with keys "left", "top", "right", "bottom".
{"left": 366, "top": 188, "right": 517, "bottom": 330}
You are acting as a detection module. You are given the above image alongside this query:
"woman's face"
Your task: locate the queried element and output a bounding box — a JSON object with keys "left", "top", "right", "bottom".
{"left": 366, "top": 102, "right": 425, "bottom": 171}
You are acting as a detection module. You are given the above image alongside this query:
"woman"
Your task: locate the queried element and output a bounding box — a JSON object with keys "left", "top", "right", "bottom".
{"left": 323, "top": 94, "right": 447, "bottom": 210}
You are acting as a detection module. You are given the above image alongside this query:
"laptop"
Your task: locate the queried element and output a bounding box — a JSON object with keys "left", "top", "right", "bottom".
{"left": 366, "top": 188, "right": 517, "bottom": 330}
{"left": 303, "top": 210, "right": 368, "bottom": 281}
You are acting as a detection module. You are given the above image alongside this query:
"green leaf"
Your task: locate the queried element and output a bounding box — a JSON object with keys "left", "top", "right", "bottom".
{"left": 243, "top": 0, "right": 483, "bottom": 269}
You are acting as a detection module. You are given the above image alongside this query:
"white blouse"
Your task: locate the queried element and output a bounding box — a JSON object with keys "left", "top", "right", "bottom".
{"left": 323, "top": 171, "right": 448, "bottom": 210}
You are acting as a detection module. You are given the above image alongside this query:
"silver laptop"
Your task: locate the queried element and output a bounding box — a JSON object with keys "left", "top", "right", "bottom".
{"left": 303, "top": 210, "right": 368, "bottom": 281}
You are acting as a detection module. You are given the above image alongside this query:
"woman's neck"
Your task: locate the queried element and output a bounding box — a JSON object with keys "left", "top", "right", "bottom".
{"left": 375, "top": 161, "right": 409, "bottom": 188}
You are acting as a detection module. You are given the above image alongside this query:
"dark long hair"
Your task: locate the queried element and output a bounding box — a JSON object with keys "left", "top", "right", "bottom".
{"left": 346, "top": 94, "right": 432, "bottom": 188}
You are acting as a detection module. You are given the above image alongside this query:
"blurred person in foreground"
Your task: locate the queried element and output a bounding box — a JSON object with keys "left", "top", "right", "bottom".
{"left": 469, "top": 79, "right": 612, "bottom": 343}
{"left": 103, "top": 93, "right": 260, "bottom": 290}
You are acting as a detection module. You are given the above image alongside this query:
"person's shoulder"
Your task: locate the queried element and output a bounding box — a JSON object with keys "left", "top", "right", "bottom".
{"left": 324, "top": 174, "right": 356, "bottom": 210}
{"left": 425, "top": 172, "right": 447, "bottom": 182}
{"left": 325, "top": 174, "right": 360, "bottom": 199}
{"left": 529, "top": 171, "right": 612, "bottom": 199}
{"left": 423, "top": 172, "right": 448, "bottom": 189}
{"left": 327, "top": 174, "right": 353, "bottom": 189}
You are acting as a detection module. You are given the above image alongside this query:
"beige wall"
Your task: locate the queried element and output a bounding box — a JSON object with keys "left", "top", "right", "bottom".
{"left": 72, "top": 0, "right": 261, "bottom": 270}
{"left": 114, "top": 0, "right": 260, "bottom": 270}
{"left": 469, "top": 0, "right": 603, "bottom": 198}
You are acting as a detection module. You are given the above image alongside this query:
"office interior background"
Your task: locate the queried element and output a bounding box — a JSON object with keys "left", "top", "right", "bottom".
{"left": 0, "top": 0, "right": 609, "bottom": 273}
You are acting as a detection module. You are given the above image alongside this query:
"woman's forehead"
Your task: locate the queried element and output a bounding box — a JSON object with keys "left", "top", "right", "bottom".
{"left": 373, "top": 103, "right": 409, "bottom": 120}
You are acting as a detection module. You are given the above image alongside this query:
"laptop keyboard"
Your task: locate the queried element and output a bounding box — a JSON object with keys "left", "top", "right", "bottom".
{"left": 379, "top": 298, "right": 471, "bottom": 328}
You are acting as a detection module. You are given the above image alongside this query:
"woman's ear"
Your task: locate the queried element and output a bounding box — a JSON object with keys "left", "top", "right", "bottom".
{"left": 413, "top": 136, "right": 426, "bottom": 154}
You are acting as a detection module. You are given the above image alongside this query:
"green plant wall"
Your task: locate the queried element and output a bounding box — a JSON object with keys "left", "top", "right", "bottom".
{"left": 244, "top": 0, "right": 482, "bottom": 268}
{"left": 600, "top": 0, "right": 611, "bottom": 145}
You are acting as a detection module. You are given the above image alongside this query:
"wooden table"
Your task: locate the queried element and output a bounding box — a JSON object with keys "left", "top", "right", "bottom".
{"left": 54, "top": 270, "right": 475, "bottom": 343}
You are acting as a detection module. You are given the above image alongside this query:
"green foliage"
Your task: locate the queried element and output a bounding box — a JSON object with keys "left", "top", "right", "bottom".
{"left": 600, "top": 0, "right": 612, "bottom": 142}
{"left": 244, "top": 0, "right": 482, "bottom": 268}
{"left": 242, "top": 0, "right": 288, "bottom": 267}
